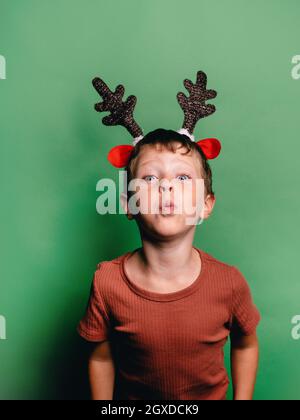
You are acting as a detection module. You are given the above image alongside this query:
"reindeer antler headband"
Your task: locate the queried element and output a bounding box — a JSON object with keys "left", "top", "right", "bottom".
{"left": 92, "top": 70, "right": 221, "bottom": 168}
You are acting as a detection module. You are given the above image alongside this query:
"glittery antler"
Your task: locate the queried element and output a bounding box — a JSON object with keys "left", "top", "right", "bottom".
{"left": 177, "top": 70, "right": 217, "bottom": 135}
{"left": 92, "top": 77, "right": 144, "bottom": 139}
{"left": 92, "top": 72, "right": 221, "bottom": 168}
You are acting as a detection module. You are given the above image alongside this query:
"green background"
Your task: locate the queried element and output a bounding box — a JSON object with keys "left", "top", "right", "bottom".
{"left": 1, "top": 0, "right": 300, "bottom": 400}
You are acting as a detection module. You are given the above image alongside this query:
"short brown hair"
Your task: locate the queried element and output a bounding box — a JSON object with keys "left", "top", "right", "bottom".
{"left": 125, "top": 128, "right": 215, "bottom": 196}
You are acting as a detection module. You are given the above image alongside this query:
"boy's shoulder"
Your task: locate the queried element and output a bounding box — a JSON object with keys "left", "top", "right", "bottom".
{"left": 90, "top": 251, "right": 130, "bottom": 293}
{"left": 199, "top": 247, "right": 235, "bottom": 271}
{"left": 95, "top": 249, "right": 131, "bottom": 271}
{"left": 198, "top": 247, "right": 250, "bottom": 286}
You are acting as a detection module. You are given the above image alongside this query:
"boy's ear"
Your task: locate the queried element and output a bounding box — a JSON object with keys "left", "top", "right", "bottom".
{"left": 202, "top": 194, "right": 216, "bottom": 220}
{"left": 120, "top": 192, "right": 134, "bottom": 220}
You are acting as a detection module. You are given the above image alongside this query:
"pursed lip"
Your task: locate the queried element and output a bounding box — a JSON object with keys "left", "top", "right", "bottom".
{"left": 159, "top": 203, "right": 176, "bottom": 212}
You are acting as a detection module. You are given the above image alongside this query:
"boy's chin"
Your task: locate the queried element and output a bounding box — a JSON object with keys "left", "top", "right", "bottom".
{"left": 144, "top": 214, "right": 195, "bottom": 236}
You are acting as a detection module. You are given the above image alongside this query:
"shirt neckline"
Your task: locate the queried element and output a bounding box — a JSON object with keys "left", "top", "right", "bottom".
{"left": 119, "top": 246, "right": 207, "bottom": 302}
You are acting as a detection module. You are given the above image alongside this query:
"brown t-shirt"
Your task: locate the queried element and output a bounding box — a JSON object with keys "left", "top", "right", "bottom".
{"left": 77, "top": 247, "right": 261, "bottom": 400}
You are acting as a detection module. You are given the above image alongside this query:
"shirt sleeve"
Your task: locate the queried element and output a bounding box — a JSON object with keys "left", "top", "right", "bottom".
{"left": 77, "top": 265, "right": 110, "bottom": 342}
{"left": 230, "top": 266, "right": 261, "bottom": 336}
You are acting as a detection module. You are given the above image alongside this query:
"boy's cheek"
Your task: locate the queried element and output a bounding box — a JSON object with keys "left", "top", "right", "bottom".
{"left": 128, "top": 188, "right": 159, "bottom": 215}
{"left": 181, "top": 185, "right": 198, "bottom": 212}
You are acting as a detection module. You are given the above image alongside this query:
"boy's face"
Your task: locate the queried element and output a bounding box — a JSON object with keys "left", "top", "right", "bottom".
{"left": 122, "top": 142, "right": 216, "bottom": 239}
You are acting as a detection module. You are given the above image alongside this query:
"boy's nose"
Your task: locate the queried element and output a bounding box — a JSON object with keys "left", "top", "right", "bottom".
{"left": 159, "top": 180, "right": 174, "bottom": 193}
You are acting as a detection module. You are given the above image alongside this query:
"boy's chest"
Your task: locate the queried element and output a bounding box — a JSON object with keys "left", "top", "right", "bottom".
{"left": 109, "top": 291, "right": 231, "bottom": 350}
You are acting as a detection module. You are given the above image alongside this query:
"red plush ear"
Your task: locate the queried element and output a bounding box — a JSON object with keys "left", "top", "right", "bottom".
{"left": 107, "top": 145, "right": 134, "bottom": 168}
{"left": 196, "top": 138, "right": 221, "bottom": 160}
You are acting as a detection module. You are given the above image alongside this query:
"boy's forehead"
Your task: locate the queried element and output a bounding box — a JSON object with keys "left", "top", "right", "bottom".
{"left": 135, "top": 143, "right": 202, "bottom": 172}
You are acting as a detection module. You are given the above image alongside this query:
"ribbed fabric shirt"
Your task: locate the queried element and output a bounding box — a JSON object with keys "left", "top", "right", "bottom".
{"left": 77, "top": 246, "right": 261, "bottom": 400}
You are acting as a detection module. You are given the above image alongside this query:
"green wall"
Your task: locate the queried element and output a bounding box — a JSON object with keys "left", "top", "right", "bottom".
{"left": 1, "top": 0, "right": 300, "bottom": 400}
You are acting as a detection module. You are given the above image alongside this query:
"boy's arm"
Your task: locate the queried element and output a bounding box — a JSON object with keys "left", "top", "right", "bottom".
{"left": 230, "top": 330, "right": 259, "bottom": 401}
{"left": 88, "top": 340, "right": 115, "bottom": 400}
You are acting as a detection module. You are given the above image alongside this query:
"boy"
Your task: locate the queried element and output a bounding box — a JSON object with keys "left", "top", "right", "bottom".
{"left": 77, "top": 72, "right": 261, "bottom": 400}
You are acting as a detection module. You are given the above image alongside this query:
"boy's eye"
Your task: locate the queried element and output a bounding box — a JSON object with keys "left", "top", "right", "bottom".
{"left": 177, "top": 174, "right": 191, "bottom": 181}
{"left": 143, "top": 175, "right": 158, "bottom": 182}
